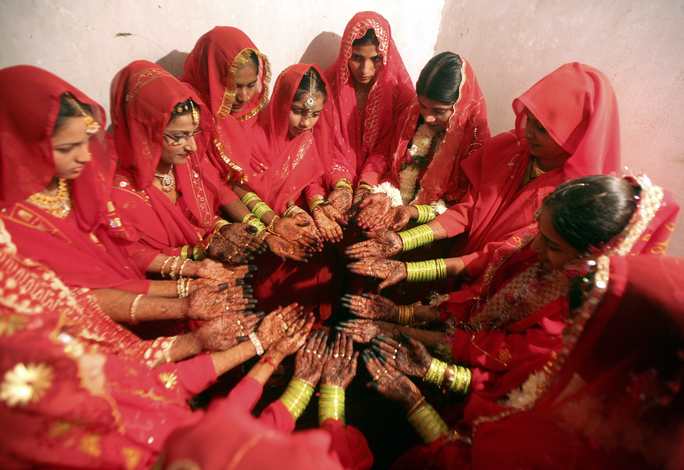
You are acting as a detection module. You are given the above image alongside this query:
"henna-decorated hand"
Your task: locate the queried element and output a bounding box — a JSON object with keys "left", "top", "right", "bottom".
{"left": 291, "top": 208, "right": 324, "bottom": 252}
{"left": 219, "top": 222, "right": 263, "bottom": 253}
{"left": 293, "top": 330, "right": 328, "bottom": 386}
{"left": 256, "top": 303, "right": 305, "bottom": 349}
{"left": 363, "top": 350, "right": 423, "bottom": 409}
{"left": 387, "top": 205, "right": 414, "bottom": 232}
{"left": 347, "top": 259, "right": 407, "bottom": 291}
{"left": 371, "top": 334, "right": 433, "bottom": 378}
{"left": 321, "top": 333, "right": 359, "bottom": 389}
{"left": 312, "top": 206, "right": 343, "bottom": 243}
{"left": 327, "top": 187, "right": 353, "bottom": 222}
{"left": 191, "top": 259, "right": 251, "bottom": 285}
{"left": 194, "top": 313, "right": 261, "bottom": 351}
{"left": 341, "top": 293, "right": 398, "bottom": 321}
{"left": 274, "top": 215, "right": 321, "bottom": 251}
{"left": 207, "top": 232, "right": 252, "bottom": 265}
{"left": 265, "top": 234, "right": 310, "bottom": 262}
{"left": 187, "top": 284, "right": 228, "bottom": 320}
{"left": 352, "top": 186, "right": 370, "bottom": 207}
{"left": 336, "top": 319, "right": 396, "bottom": 344}
{"left": 345, "top": 231, "right": 402, "bottom": 260}
{"left": 356, "top": 193, "right": 392, "bottom": 230}
{"left": 270, "top": 312, "right": 315, "bottom": 358}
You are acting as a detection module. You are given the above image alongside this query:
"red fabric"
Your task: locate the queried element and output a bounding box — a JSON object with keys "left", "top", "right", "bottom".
{"left": 436, "top": 63, "right": 621, "bottom": 278}
{"left": 388, "top": 57, "right": 490, "bottom": 204}
{"left": 110, "top": 60, "right": 234, "bottom": 270}
{"left": 249, "top": 63, "right": 327, "bottom": 213}
{"left": 0, "top": 65, "right": 148, "bottom": 292}
{"left": 321, "top": 11, "right": 415, "bottom": 185}
{"left": 182, "top": 26, "right": 271, "bottom": 182}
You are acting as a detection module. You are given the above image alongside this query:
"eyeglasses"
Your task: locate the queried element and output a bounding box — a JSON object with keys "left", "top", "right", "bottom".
{"left": 163, "top": 128, "right": 202, "bottom": 146}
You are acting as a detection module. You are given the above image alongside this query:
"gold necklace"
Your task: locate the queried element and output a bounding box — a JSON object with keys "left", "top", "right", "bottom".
{"left": 154, "top": 168, "right": 176, "bottom": 192}
{"left": 26, "top": 178, "right": 72, "bottom": 218}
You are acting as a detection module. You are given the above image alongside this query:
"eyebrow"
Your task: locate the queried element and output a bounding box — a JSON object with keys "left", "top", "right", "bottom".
{"left": 542, "top": 233, "right": 561, "bottom": 249}
{"left": 54, "top": 139, "right": 86, "bottom": 147}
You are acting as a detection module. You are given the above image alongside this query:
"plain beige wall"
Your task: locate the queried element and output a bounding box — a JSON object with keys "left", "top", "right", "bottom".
{"left": 435, "top": 0, "right": 684, "bottom": 255}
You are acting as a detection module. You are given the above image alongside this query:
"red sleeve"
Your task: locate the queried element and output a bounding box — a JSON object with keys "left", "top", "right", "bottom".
{"left": 258, "top": 399, "right": 296, "bottom": 432}
{"left": 321, "top": 420, "right": 374, "bottom": 470}
{"left": 305, "top": 177, "right": 327, "bottom": 203}
{"left": 226, "top": 376, "right": 264, "bottom": 412}
{"left": 173, "top": 353, "right": 218, "bottom": 396}
{"left": 199, "top": 155, "right": 239, "bottom": 207}
{"left": 434, "top": 190, "right": 475, "bottom": 237}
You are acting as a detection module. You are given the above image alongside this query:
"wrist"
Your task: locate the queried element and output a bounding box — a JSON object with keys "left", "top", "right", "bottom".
{"left": 280, "top": 377, "right": 315, "bottom": 420}
{"left": 181, "top": 332, "right": 203, "bottom": 356}
{"left": 407, "top": 400, "right": 449, "bottom": 443}
{"left": 319, "top": 384, "right": 345, "bottom": 424}
{"left": 423, "top": 357, "right": 448, "bottom": 387}
{"left": 408, "top": 206, "right": 419, "bottom": 219}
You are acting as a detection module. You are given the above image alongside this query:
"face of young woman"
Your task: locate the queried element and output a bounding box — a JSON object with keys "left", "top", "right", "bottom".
{"left": 531, "top": 206, "right": 580, "bottom": 270}
{"left": 418, "top": 95, "right": 454, "bottom": 130}
{"left": 288, "top": 93, "right": 325, "bottom": 139}
{"left": 524, "top": 111, "right": 570, "bottom": 170}
{"left": 160, "top": 113, "right": 199, "bottom": 167}
{"left": 232, "top": 62, "right": 259, "bottom": 113}
{"left": 51, "top": 116, "right": 93, "bottom": 180}
{"left": 347, "top": 44, "right": 382, "bottom": 86}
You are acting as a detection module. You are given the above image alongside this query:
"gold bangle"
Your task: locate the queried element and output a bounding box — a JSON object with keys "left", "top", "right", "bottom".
{"left": 280, "top": 378, "right": 315, "bottom": 420}
{"left": 180, "top": 245, "right": 190, "bottom": 260}
{"left": 160, "top": 256, "right": 174, "bottom": 278}
{"left": 129, "top": 293, "right": 144, "bottom": 324}
{"left": 319, "top": 384, "right": 345, "bottom": 424}
{"left": 192, "top": 245, "right": 206, "bottom": 261}
{"left": 283, "top": 204, "right": 303, "bottom": 218}
{"left": 407, "top": 402, "right": 449, "bottom": 443}
{"left": 308, "top": 195, "right": 326, "bottom": 211}
{"left": 179, "top": 259, "right": 191, "bottom": 278}
{"left": 168, "top": 256, "right": 181, "bottom": 280}
{"left": 399, "top": 225, "right": 435, "bottom": 252}
{"left": 357, "top": 182, "right": 372, "bottom": 191}
{"left": 335, "top": 179, "right": 353, "bottom": 191}
{"left": 423, "top": 358, "right": 448, "bottom": 387}
{"left": 213, "top": 218, "right": 230, "bottom": 233}
{"left": 397, "top": 304, "right": 415, "bottom": 325}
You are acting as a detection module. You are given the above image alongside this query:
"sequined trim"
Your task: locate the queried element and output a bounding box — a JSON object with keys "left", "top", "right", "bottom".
{"left": 217, "top": 48, "right": 271, "bottom": 121}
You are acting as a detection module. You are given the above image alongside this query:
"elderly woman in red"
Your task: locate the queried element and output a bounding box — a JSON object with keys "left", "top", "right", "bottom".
{"left": 0, "top": 65, "right": 259, "bottom": 362}
{"left": 354, "top": 51, "right": 490, "bottom": 233}
{"left": 347, "top": 62, "right": 623, "bottom": 290}
{"left": 317, "top": 11, "right": 416, "bottom": 222}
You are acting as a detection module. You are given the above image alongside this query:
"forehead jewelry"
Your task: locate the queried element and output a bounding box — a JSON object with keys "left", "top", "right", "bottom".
{"left": 72, "top": 99, "right": 101, "bottom": 135}
{"left": 304, "top": 71, "right": 317, "bottom": 110}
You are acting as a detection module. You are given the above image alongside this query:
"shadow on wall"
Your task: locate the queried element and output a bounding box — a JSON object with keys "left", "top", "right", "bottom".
{"left": 299, "top": 32, "right": 341, "bottom": 70}
{"left": 156, "top": 50, "right": 189, "bottom": 78}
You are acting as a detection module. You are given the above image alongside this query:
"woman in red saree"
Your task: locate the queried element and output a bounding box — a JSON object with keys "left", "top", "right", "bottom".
{"left": 182, "top": 26, "right": 271, "bottom": 182}
{"left": 348, "top": 62, "right": 623, "bottom": 288}
{"left": 318, "top": 11, "right": 415, "bottom": 221}
{"left": 0, "top": 65, "right": 257, "bottom": 358}
{"left": 348, "top": 175, "right": 680, "bottom": 469}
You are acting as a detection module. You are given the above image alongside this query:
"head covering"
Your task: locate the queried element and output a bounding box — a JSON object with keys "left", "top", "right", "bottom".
{"left": 0, "top": 65, "right": 112, "bottom": 231}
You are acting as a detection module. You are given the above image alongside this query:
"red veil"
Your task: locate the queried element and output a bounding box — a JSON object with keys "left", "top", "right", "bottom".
{"left": 182, "top": 26, "right": 271, "bottom": 182}
{"left": 387, "top": 56, "right": 490, "bottom": 205}
{"left": 438, "top": 62, "right": 622, "bottom": 278}
{"left": 0, "top": 65, "right": 147, "bottom": 292}
{"left": 322, "top": 11, "right": 415, "bottom": 184}
{"left": 110, "top": 60, "right": 233, "bottom": 269}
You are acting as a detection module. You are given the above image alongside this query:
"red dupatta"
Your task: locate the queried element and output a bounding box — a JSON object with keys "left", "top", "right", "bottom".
{"left": 388, "top": 57, "right": 490, "bottom": 205}
{"left": 248, "top": 64, "right": 326, "bottom": 213}
{"left": 182, "top": 27, "right": 271, "bottom": 182}
{"left": 0, "top": 65, "right": 147, "bottom": 292}
{"left": 110, "top": 60, "right": 232, "bottom": 268}
{"left": 322, "top": 11, "right": 415, "bottom": 184}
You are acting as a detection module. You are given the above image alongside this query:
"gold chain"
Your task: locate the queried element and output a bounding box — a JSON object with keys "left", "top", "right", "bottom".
{"left": 26, "top": 178, "right": 71, "bottom": 218}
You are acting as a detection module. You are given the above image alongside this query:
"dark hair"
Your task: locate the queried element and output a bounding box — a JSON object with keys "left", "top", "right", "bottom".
{"left": 293, "top": 67, "right": 327, "bottom": 103}
{"left": 352, "top": 28, "right": 379, "bottom": 47}
{"left": 170, "top": 98, "right": 200, "bottom": 120}
{"left": 54, "top": 93, "right": 93, "bottom": 132}
{"left": 247, "top": 50, "right": 259, "bottom": 72}
{"left": 416, "top": 52, "right": 463, "bottom": 104}
{"left": 543, "top": 175, "right": 639, "bottom": 252}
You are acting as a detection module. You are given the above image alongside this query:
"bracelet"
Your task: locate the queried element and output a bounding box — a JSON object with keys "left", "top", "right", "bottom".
{"left": 213, "top": 219, "right": 230, "bottom": 233}
{"left": 192, "top": 245, "right": 206, "bottom": 261}
{"left": 283, "top": 204, "right": 304, "bottom": 218}
{"left": 407, "top": 402, "right": 449, "bottom": 443}
{"left": 266, "top": 215, "right": 280, "bottom": 234}
{"left": 129, "top": 293, "right": 143, "bottom": 324}
{"left": 405, "top": 259, "right": 448, "bottom": 282}
{"left": 160, "top": 256, "right": 174, "bottom": 279}
{"left": 252, "top": 201, "right": 273, "bottom": 221}
{"left": 248, "top": 332, "right": 264, "bottom": 355}
{"left": 423, "top": 358, "right": 448, "bottom": 387}
{"left": 179, "top": 259, "right": 191, "bottom": 277}
{"left": 176, "top": 278, "right": 191, "bottom": 298}
{"left": 169, "top": 256, "right": 181, "bottom": 280}
{"left": 399, "top": 225, "right": 435, "bottom": 252}
{"left": 444, "top": 364, "right": 472, "bottom": 394}
{"left": 319, "top": 384, "right": 345, "bottom": 424}
{"left": 414, "top": 204, "right": 437, "bottom": 224}
{"left": 357, "top": 182, "right": 372, "bottom": 192}
{"left": 180, "top": 245, "right": 191, "bottom": 260}
{"left": 308, "top": 195, "right": 326, "bottom": 211}
{"left": 240, "top": 191, "right": 260, "bottom": 207}
{"left": 242, "top": 213, "right": 266, "bottom": 235}
{"left": 397, "top": 304, "right": 415, "bottom": 325}
{"left": 335, "top": 179, "right": 353, "bottom": 191}
{"left": 280, "top": 378, "right": 315, "bottom": 420}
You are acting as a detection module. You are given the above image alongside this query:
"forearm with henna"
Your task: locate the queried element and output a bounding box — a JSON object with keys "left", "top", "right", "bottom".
{"left": 92, "top": 289, "right": 189, "bottom": 323}
{"left": 413, "top": 304, "right": 441, "bottom": 323}
{"left": 394, "top": 326, "right": 446, "bottom": 349}
{"left": 210, "top": 340, "right": 259, "bottom": 376}
{"left": 146, "top": 280, "right": 182, "bottom": 298}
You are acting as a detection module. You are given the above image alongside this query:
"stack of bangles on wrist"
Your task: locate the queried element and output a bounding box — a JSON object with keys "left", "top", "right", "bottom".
{"left": 335, "top": 178, "right": 353, "bottom": 191}
{"left": 248, "top": 332, "right": 264, "bottom": 356}
{"left": 397, "top": 304, "right": 415, "bottom": 325}
{"left": 176, "top": 278, "right": 191, "bottom": 298}
{"left": 319, "top": 384, "right": 345, "bottom": 424}
{"left": 309, "top": 195, "right": 327, "bottom": 211}
{"left": 242, "top": 213, "right": 267, "bottom": 236}
{"left": 283, "top": 204, "right": 305, "bottom": 218}
{"left": 280, "top": 378, "right": 315, "bottom": 419}
{"left": 407, "top": 398, "right": 449, "bottom": 443}
{"left": 161, "top": 255, "right": 196, "bottom": 279}
{"left": 357, "top": 182, "right": 372, "bottom": 192}
{"left": 413, "top": 204, "right": 437, "bottom": 224}
{"left": 399, "top": 225, "right": 435, "bottom": 252}
{"left": 405, "top": 259, "right": 448, "bottom": 282}
{"left": 241, "top": 191, "right": 274, "bottom": 222}
{"left": 423, "top": 358, "right": 472, "bottom": 394}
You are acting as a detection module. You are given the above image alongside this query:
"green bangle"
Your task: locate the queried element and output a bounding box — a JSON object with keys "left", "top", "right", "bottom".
{"left": 280, "top": 378, "right": 315, "bottom": 420}
{"left": 398, "top": 224, "right": 435, "bottom": 252}
{"left": 414, "top": 205, "right": 437, "bottom": 224}
{"left": 252, "top": 201, "right": 273, "bottom": 221}
{"left": 405, "top": 259, "right": 448, "bottom": 282}
{"left": 319, "top": 384, "right": 345, "bottom": 424}
{"left": 445, "top": 364, "right": 472, "bottom": 394}
{"left": 241, "top": 191, "right": 260, "bottom": 207}
{"left": 407, "top": 402, "right": 449, "bottom": 443}
{"left": 335, "top": 179, "right": 353, "bottom": 191}
{"left": 423, "top": 358, "right": 448, "bottom": 387}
